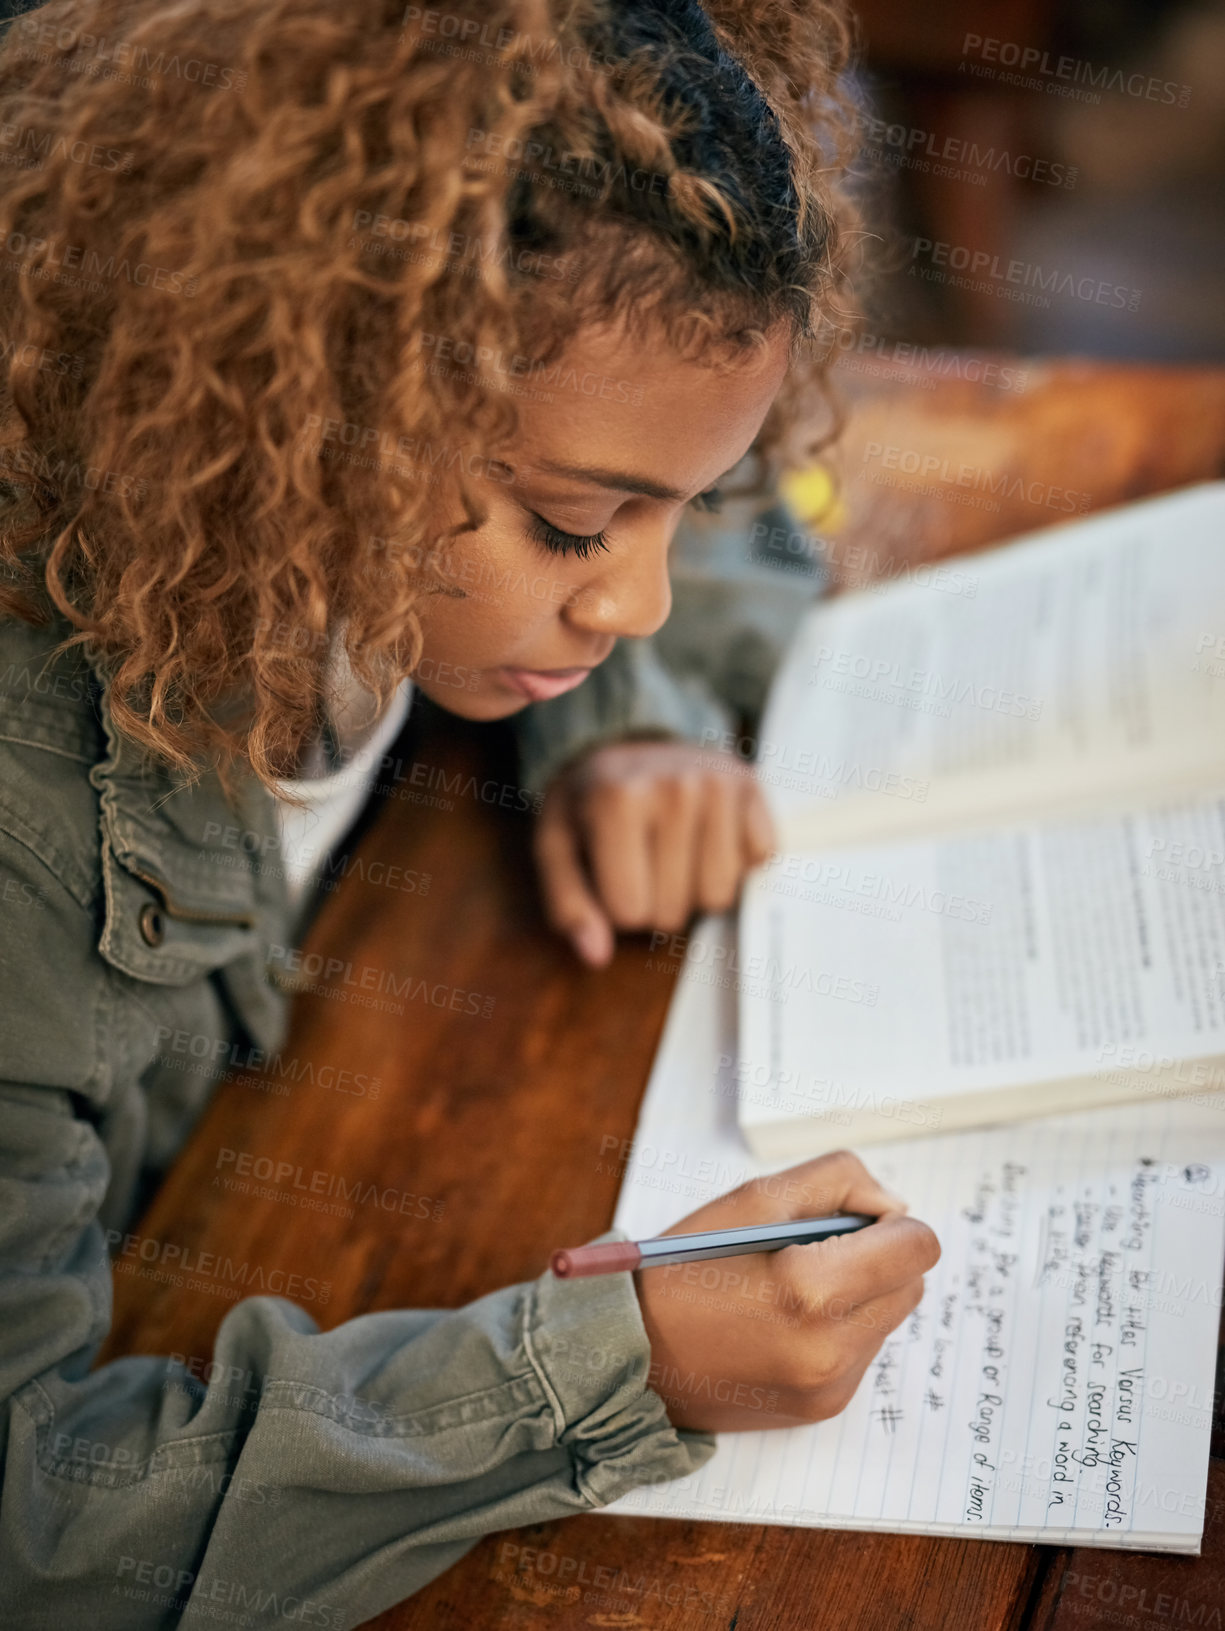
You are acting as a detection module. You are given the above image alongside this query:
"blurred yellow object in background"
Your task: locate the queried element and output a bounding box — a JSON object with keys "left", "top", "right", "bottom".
{"left": 779, "top": 463, "right": 847, "bottom": 534}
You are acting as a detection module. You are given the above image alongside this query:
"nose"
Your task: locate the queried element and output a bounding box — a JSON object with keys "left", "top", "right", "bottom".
{"left": 565, "top": 520, "right": 674, "bottom": 641}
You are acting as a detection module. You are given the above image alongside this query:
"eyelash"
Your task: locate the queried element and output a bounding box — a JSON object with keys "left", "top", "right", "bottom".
{"left": 527, "top": 514, "right": 610, "bottom": 560}
{"left": 525, "top": 487, "right": 725, "bottom": 560}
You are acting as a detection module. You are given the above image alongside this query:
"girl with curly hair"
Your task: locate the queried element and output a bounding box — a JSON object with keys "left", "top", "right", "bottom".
{"left": 0, "top": 0, "right": 938, "bottom": 1622}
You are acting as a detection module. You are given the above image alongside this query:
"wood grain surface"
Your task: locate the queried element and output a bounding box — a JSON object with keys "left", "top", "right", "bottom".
{"left": 102, "top": 357, "right": 1225, "bottom": 1630}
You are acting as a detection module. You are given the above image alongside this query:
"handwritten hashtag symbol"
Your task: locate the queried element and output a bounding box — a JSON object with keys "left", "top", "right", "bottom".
{"left": 924, "top": 1389, "right": 945, "bottom": 1412}
{"left": 873, "top": 1406, "right": 903, "bottom": 1433}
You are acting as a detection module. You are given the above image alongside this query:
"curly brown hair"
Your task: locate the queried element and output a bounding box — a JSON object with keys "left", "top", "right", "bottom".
{"left": 0, "top": 0, "right": 862, "bottom": 786}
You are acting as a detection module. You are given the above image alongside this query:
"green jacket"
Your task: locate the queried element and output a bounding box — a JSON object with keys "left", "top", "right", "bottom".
{"left": 0, "top": 572, "right": 795, "bottom": 1627}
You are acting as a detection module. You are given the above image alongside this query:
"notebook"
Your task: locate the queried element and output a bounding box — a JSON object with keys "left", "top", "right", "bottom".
{"left": 735, "top": 482, "right": 1225, "bottom": 1160}
{"left": 606, "top": 916, "right": 1225, "bottom": 1552}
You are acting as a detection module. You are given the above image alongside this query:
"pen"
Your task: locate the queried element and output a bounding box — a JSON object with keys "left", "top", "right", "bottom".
{"left": 550, "top": 1213, "right": 877, "bottom": 1278}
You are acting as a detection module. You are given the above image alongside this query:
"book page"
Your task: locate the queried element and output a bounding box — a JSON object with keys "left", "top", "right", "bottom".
{"left": 756, "top": 484, "right": 1225, "bottom": 852}
{"left": 605, "top": 917, "right": 1225, "bottom": 1551}
{"left": 738, "top": 791, "right": 1225, "bottom": 1153}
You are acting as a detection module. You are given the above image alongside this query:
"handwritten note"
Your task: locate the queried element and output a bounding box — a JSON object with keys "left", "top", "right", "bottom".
{"left": 606, "top": 916, "right": 1225, "bottom": 1551}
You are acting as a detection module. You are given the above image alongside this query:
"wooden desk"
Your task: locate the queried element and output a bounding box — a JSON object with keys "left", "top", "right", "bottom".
{"left": 103, "top": 359, "right": 1225, "bottom": 1629}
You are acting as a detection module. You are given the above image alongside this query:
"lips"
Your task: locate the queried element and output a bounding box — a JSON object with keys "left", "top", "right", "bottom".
{"left": 496, "top": 666, "right": 594, "bottom": 702}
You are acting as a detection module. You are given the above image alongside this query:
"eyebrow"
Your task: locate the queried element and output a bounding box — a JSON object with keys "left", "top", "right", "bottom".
{"left": 532, "top": 456, "right": 693, "bottom": 503}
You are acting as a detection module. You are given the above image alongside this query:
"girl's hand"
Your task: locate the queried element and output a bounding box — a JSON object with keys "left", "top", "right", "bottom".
{"left": 533, "top": 739, "right": 776, "bottom": 967}
{"left": 635, "top": 1151, "right": 940, "bottom": 1432}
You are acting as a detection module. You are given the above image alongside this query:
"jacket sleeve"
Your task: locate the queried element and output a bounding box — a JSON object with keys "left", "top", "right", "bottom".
{"left": 0, "top": 839, "right": 715, "bottom": 1631}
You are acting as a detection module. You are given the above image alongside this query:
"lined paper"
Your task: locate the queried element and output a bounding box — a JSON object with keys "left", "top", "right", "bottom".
{"left": 606, "top": 916, "right": 1225, "bottom": 1551}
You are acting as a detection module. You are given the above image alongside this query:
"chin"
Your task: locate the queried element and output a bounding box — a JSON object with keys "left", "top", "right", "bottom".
{"left": 414, "top": 682, "right": 527, "bottom": 721}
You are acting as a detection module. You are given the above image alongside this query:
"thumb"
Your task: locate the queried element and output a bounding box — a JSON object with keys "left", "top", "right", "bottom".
{"left": 690, "top": 1149, "right": 909, "bottom": 1234}
{"left": 769, "top": 1150, "right": 910, "bottom": 1221}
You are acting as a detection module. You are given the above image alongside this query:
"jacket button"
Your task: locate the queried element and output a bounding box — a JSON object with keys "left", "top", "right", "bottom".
{"left": 139, "top": 902, "right": 166, "bottom": 947}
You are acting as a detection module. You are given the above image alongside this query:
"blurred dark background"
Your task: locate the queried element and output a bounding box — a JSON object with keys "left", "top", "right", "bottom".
{"left": 850, "top": 0, "right": 1225, "bottom": 361}
{"left": 1, "top": 0, "right": 1219, "bottom": 360}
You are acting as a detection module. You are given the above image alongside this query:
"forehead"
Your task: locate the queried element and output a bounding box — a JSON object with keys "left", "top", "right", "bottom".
{"left": 507, "top": 317, "right": 792, "bottom": 493}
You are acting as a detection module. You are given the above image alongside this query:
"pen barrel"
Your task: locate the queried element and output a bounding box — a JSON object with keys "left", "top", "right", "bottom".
{"left": 636, "top": 1213, "right": 873, "bottom": 1270}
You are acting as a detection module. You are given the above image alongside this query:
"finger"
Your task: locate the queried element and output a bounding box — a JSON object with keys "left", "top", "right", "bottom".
{"left": 585, "top": 780, "right": 655, "bottom": 928}
{"left": 790, "top": 1344, "right": 879, "bottom": 1424}
{"left": 742, "top": 779, "right": 777, "bottom": 865}
{"left": 650, "top": 773, "right": 703, "bottom": 931}
{"left": 775, "top": 1280, "right": 926, "bottom": 1423}
{"left": 694, "top": 1149, "right": 911, "bottom": 1230}
{"left": 792, "top": 1275, "right": 925, "bottom": 1346}
{"left": 694, "top": 773, "right": 743, "bottom": 913}
{"left": 533, "top": 796, "right": 614, "bottom": 966}
{"left": 784, "top": 1212, "right": 942, "bottom": 1311}
{"left": 844, "top": 1275, "right": 926, "bottom": 1341}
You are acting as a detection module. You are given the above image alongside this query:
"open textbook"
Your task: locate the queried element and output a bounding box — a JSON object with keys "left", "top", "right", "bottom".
{"left": 735, "top": 482, "right": 1225, "bottom": 1160}
{"left": 607, "top": 917, "right": 1225, "bottom": 1552}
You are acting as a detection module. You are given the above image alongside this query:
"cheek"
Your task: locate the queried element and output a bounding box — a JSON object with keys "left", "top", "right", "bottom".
{"left": 421, "top": 526, "right": 582, "bottom": 648}
{"left": 414, "top": 562, "right": 562, "bottom": 666}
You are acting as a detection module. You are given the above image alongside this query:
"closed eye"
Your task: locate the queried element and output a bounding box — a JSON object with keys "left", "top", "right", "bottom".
{"left": 526, "top": 513, "right": 611, "bottom": 560}
{"left": 527, "top": 483, "right": 723, "bottom": 559}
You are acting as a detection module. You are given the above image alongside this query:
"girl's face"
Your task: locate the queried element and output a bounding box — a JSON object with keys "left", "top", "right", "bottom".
{"left": 407, "top": 317, "right": 792, "bottom": 717}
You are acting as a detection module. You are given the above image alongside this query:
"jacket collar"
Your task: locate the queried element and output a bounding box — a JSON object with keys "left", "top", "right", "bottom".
{"left": 88, "top": 666, "right": 273, "bottom": 927}
{"left": 0, "top": 609, "right": 287, "bottom": 944}
{"left": 82, "top": 641, "right": 289, "bottom": 967}
{"left": 1, "top": 609, "right": 289, "bottom": 1049}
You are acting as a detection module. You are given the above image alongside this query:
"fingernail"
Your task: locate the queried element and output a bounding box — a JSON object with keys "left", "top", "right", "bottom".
{"left": 574, "top": 922, "right": 610, "bottom": 966}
